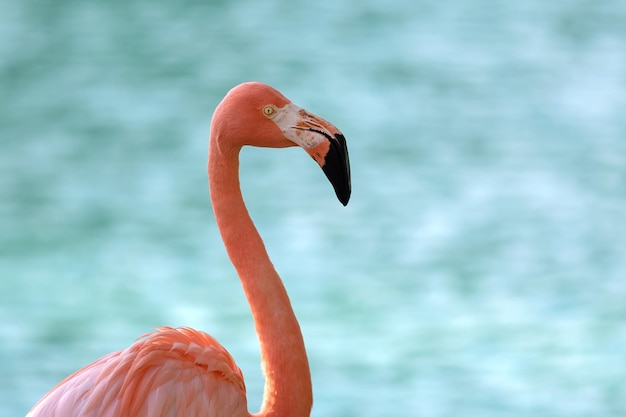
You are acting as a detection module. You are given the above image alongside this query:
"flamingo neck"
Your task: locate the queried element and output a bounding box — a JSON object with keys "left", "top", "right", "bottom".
{"left": 208, "top": 137, "right": 313, "bottom": 417}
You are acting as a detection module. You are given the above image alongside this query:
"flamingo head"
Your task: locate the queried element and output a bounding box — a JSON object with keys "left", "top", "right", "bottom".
{"left": 211, "top": 82, "right": 351, "bottom": 205}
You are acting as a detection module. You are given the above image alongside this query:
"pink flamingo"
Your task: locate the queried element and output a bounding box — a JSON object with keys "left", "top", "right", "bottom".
{"left": 27, "top": 82, "right": 351, "bottom": 417}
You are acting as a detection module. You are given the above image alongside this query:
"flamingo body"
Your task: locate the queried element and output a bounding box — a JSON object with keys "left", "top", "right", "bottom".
{"left": 27, "top": 82, "right": 350, "bottom": 417}
{"left": 29, "top": 327, "right": 247, "bottom": 417}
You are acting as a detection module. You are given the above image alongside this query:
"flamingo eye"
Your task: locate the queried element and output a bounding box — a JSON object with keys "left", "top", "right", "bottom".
{"left": 262, "top": 105, "right": 276, "bottom": 117}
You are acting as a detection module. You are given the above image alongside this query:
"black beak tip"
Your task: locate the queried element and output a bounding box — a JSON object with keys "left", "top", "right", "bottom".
{"left": 338, "top": 188, "right": 350, "bottom": 206}
{"left": 321, "top": 133, "right": 351, "bottom": 206}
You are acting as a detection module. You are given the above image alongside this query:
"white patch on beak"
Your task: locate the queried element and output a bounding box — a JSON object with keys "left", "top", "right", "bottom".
{"left": 270, "top": 103, "right": 328, "bottom": 149}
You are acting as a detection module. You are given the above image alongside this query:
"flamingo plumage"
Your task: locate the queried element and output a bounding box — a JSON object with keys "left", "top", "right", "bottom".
{"left": 27, "top": 82, "right": 351, "bottom": 417}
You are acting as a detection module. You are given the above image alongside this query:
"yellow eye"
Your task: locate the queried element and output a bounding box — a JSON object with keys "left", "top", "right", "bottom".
{"left": 262, "top": 105, "right": 276, "bottom": 117}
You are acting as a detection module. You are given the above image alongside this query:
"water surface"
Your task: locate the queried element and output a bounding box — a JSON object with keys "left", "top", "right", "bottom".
{"left": 1, "top": 1, "right": 625, "bottom": 416}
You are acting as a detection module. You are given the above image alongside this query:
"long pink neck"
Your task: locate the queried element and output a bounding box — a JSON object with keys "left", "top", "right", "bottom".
{"left": 208, "top": 137, "right": 312, "bottom": 417}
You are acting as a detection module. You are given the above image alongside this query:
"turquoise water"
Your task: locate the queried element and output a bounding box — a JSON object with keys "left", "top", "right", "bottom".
{"left": 2, "top": 1, "right": 626, "bottom": 416}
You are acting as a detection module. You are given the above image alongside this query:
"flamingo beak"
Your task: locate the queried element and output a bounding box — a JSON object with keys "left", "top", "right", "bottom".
{"left": 294, "top": 114, "right": 351, "bottom": 206}
{"left": 272, "top": 104, "right": 351, "bottom": 205}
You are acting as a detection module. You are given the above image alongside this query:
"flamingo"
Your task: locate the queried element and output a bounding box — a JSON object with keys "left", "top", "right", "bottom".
{"left": 27, "top": 82, "right": 351, "bottom": 417}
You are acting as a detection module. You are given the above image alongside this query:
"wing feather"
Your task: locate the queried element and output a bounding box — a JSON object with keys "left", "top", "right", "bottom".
{"left": 27, "top": 327, "right": 248, "bottom": 417}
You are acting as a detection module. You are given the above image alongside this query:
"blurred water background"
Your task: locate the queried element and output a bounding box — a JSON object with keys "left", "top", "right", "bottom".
{"left": 2, "top": 1, "right": 626, "bottom": 416}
